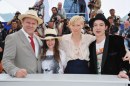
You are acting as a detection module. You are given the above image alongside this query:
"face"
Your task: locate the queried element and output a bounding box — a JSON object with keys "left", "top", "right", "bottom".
{"left": 58, "top": 3, "right": 62, "bottom": 9}
{"left": 108, "top": 18, "right": 114, "bottom": 24}
{"left": 46, "top": 39, "right": 55, "bottom": 50}
{"left": 93, "top": 20, "right": 107, "bottom": 37}
{"left": 124, "top": 21, "right": 130, "bottom": 28}
{"left": 70, "top": 21, "right": 83, "bottom": 35}
{"left": 110, "top": 10, "right": 115, "bottom": 16}
{"left": 52, "top": 8, "right": 57, "bottom": 14}
{"left": 11, "top": 22, "right": 18, "bottom": 29}
{"left": 22, "top": 17, "right": 38, "bottom": 36}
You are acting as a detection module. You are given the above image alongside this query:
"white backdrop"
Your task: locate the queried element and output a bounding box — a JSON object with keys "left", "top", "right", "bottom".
{"left": 101, "top": 0, "right": 130, "bottom": 18}
{"left": 0, "top": 0, "right": 129, "bottom": 22}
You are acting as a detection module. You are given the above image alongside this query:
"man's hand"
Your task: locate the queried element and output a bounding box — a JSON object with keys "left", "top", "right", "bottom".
{"left": 123, "top": 51, "right": 130, "bottom": 63}
{"left": 15, "top": 69, "right": 27, "bottom": 78}
{"left": 118, "top": 71, "right": 129, "bottom": 79}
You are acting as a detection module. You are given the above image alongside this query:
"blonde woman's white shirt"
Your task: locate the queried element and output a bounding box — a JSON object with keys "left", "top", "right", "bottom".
{"left": 60, "top": 33, "right": 96, "bottom": 62}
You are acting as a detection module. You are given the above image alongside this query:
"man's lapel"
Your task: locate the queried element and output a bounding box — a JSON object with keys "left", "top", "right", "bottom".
{"left": 18, "top": 30, "right": 36, "bottom": 56}
{"left": 101, "top": 36, "right": 109, "bottom": 69}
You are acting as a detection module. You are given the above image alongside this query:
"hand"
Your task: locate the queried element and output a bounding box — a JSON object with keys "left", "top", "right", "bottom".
{"left": 118, "top": 71, "right": 129, "bottom": 79}
{"left": 123, "top": 51, "right": 130, "bottom": 63}
{"left": 15, "top": 69, "right": 27, "bottom": 78}
{"left": 57, "top": 16, "right": 61, "bottom": 22}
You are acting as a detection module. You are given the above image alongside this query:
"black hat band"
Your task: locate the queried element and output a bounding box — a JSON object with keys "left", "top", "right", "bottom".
{"left": 45, "top": 34, "right": 57, "bottom": 37}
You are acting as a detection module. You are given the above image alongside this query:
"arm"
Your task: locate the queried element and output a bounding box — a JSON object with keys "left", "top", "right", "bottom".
{"left": 2, "top": 35, "right": 27, "bottom": 77}
{"left": 59, "top": 49, "right": 67, "bottom": 74}
{"left": 2, "top": 35, "right": 19, "bottom": 76}
{"left": 116, "top": 37, "right": 129, "bottom": 79}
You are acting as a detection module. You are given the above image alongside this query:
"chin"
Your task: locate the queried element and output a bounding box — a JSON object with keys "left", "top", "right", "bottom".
{"left": 48, "top": 46, "right": 54, "bottom": 49}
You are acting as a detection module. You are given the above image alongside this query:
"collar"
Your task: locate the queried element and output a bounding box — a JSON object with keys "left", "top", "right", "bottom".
{"left": 21, "top": 28, "right": 34, "bottom": 38}
{"left": 68, "top": 33, "right": 83, "bottom": 41}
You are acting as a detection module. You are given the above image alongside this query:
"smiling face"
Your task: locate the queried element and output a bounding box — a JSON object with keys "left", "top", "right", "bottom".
{"left": 93, "top": 20, "right": 107, "bottom": 37}
{"left": 22, "top": 17, "right": 38, "bottom": 36}
{"left": 46, "top": 39, "right": 55, "bottom": 50}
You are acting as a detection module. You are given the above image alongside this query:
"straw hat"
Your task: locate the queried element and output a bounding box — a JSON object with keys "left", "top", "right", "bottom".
{"left": 18, "top": 10, "right": 43, "bottom": 25}
{"left": 43, "top": 28, "right": 60, "bottom": 40}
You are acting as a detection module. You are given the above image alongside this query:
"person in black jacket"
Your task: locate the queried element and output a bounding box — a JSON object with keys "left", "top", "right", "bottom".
{"left": 89, "top": 14, "right": 129, "bottom": 79}
{"left": 0, "top": 21, "right": 7, "bottom": 61}
{"left": 0, "top": 21, "right": 7, "bottom": 73}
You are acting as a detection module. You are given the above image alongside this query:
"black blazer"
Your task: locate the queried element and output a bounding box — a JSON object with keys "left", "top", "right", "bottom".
{"left": 89, "top": 35, "right": 129, "bottom": 74}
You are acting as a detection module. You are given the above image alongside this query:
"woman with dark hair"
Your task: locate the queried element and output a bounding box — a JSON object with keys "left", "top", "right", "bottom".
{"left": 89, "top": 14, "right": 129, "bottom": 79}
{"left": 41, "top": 28, "right": 66, "bottom": 74}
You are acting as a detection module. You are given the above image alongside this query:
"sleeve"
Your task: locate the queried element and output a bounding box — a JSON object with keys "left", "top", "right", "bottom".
{"left": 2, "top": 35, "right": 20, "bottom": 76}
{"left": 58, "top": 49, "right": 67, "bottom": 74}
{"left": 86, "top": 34, "right": 96, "bottom": 44}
{"left": 59, "top": 36, "right": 65, "bottom": 51}
{"left": 116, "top": 36, "right": 129, "bottom": 74}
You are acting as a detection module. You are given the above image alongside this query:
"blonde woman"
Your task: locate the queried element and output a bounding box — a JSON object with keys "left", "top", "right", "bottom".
{"left": 60, "top": 15, "right": 95, "bottom": 74}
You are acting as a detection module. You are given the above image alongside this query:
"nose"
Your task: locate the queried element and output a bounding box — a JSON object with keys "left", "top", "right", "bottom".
{"left": 95, "top": 25, "right": 100, "bottom": 30}
{"left": 74, "top": 26, "right": 78, "bottom": 30}
{"left": 29, "top": 23, "right": 33, "bottom": 27}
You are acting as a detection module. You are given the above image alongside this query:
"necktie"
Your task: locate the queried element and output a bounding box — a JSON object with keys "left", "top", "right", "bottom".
{"left": 29, "top": 36, "right": 35, "bottom": 52}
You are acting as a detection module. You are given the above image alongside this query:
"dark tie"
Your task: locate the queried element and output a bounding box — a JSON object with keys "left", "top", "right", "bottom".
{"left": 29, "top": 36, "right": 35, "bottom": 52}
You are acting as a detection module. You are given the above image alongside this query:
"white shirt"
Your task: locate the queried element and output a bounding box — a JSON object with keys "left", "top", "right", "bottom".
{"left": 21, "top": 29, "right": 39, "bottom": 57}
{"left": 42, "top": 49, "right": 67, "bottom": 74}
{"left": 96, "top": 38, "right": 105, "bottom": 74}
{"left": 58, "top": 8, "right": 66, "bottom": 19}
{"left": 60, "top": 33, "right": 96, "bottom": 62}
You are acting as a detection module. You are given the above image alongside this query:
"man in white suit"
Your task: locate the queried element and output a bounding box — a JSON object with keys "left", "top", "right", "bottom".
{"left": 2, "top": 10, "right": 43, "bottom": 78}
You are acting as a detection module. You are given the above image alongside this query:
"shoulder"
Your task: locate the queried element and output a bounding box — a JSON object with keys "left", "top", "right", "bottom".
{"left": 109, "top": 35, "right": 123, "bottom": 40}
{"left": 83, "top": 34, "right": 96, "bottom": 43}
{"left": 59, "top": 49, "right": 65, "bottom": 55}
{"left": 6, "top": 31, "right": 18, "bottom": 39}
{"left": 108, "top": 35, "right": 124, "bottom": 45}
{"left": 62, "top": 8, "right": 66, "bottom": 11}
{"left": 61, "top": 34, "right": 71, "bottom": 40}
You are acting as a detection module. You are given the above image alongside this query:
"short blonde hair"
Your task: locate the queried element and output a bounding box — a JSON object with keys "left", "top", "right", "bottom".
{"left": 68, "top": 15, "right": 85, "bottom": 26}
